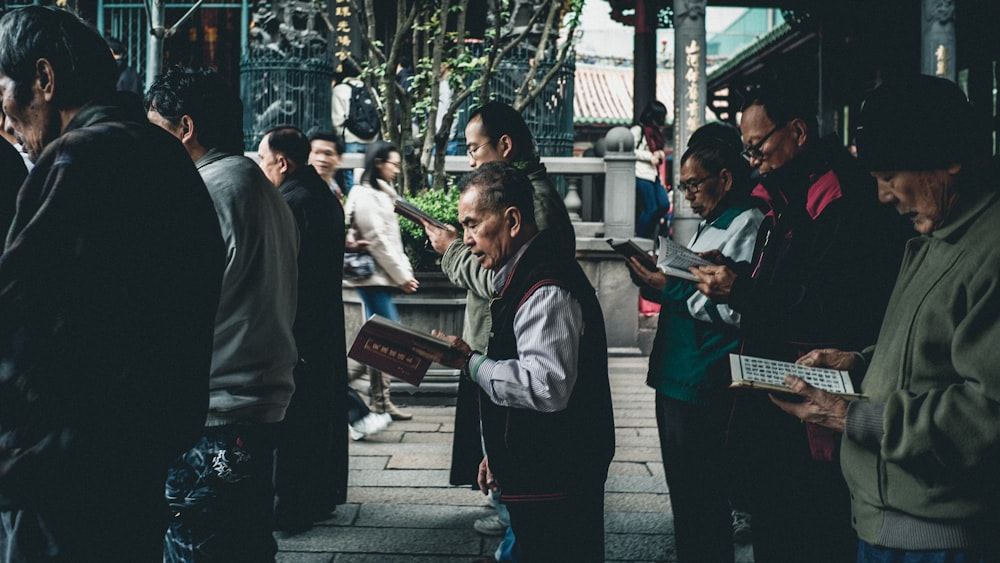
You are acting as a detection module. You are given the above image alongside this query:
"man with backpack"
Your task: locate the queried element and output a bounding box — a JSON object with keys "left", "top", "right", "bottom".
{"left": 331, "top": 70, "right": 380, "bottom": 190}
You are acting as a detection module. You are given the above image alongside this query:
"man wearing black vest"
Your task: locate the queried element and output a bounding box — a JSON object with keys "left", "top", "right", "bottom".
{"left": 434, "top": 162, "right": 614, "bottom": 562}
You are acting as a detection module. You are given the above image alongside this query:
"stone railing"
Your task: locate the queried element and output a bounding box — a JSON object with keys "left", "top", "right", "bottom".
{"left": 340, "top": 126, "right": 647, "bottom": 357}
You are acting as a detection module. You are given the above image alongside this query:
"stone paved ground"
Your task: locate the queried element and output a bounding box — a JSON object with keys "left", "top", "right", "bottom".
{"left": 276, "top": 355, "right": 754, "bottom": 562}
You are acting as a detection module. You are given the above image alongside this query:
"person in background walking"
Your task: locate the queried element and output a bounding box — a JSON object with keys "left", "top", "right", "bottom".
{"left": 106, "top": 36, "right": 142, "bottom": 97}
{"left": 309, "top": 129, "right": 347, "bottom": 197}
{"left": 256, "top": 125, "right": 352, "bottom": 534}
{"left": 343, "top": 140, "right": 418, "bottom": 421}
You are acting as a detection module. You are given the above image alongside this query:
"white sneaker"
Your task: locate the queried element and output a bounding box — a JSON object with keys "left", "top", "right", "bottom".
{"left": 350, "top": 412, "right": 392, "bottom": 441}
{"left": 473, "top": 514, "right": 508, "bottom": 536}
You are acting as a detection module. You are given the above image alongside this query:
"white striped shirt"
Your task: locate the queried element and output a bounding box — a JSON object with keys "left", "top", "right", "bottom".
{"left": 468, "top": 237, "right": 583, "bottom": 412}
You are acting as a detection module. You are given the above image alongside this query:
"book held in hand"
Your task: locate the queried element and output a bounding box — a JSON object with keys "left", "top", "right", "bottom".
{"left": 607, "top": 238, "right": 711, "bottom": 282}
{"left": 348, "top": 314, "right": 461, "bottom": 386}
{"left": 606, "top": 238, "right": 658, "bottom": 271}
{"left": 729, "top": 353, "right": 864, "bottom": 400}
{"left": 656, "top": 238, "right": 715, "bottom": 282}
{"left": 394, "top": 197, "right": 448, "bottom": 230}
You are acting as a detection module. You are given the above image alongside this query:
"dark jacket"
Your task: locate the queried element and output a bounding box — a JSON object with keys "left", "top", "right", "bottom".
{"left": 0, "top": 140, "right": 27, "bottom": 240}
{"left": 0, "top": 93, "right": 224, "bottom": 515}
{"left": 276, "top": 164, "right": 349, "bottom": 510}
{"left": 481, "top": 231, "right": 614, "bottom": 498}
{"left": 730, "top": 139, "right": 910, "bottom": 361}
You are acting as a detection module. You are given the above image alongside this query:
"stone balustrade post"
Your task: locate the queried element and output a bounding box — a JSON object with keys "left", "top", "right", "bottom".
{"left": 603, "top": 126, "right": 637, "bottom": 239}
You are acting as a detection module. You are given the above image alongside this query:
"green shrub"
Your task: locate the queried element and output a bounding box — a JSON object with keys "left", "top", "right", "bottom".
{"left": 398, "top": 187, "right": 462, "bottom": 271}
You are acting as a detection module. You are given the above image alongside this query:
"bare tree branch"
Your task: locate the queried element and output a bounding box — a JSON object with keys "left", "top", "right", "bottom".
{"left": 514, "top": 0, "right": 561, "bottom": 105}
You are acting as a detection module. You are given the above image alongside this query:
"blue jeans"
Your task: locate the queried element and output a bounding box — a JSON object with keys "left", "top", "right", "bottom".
{"left": 164, "top": 424, "right": 278, "bottom": 562}
{"left": 357, "top": 287, "right": 400, "bottom": 322}
{"left": 343, "top": 141, "right": 369, "bottom": 191}
{"left": 857, "top": 541, "right": 993, "bottom": 563}
{"left": 636, "top": 177, "right": 669, "bottom": 238}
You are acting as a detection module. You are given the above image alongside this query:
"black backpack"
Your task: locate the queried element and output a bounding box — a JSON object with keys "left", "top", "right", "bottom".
{"left": 344, "top": 82, "right": 380, "bottom": 139}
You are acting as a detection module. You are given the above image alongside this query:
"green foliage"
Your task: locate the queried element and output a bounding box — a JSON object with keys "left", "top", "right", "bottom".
{"left": 398, "top": 185, "right": 462, "bottom": 271}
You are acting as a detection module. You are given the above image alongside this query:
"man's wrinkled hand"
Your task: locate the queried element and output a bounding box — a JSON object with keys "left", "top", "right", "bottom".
{"left": 477, "top": 456, "right": 499, "bottom": 495}
{"left": 691, "top": 264, "right": 737, "bottom": 303}
{"left": 771, "top": 375, "right": 848, "bottom": 433}
{"left": 626, "top": 256, "right": 668, "bottom": 291}
{"left": 796, "top": 348, "right": 860, "bottom": 372}
{"left": 696, "top": 249, "right": 735, "bottom": 268}
{"left": 431, "top": 329, "right": 473, "bottom": 369}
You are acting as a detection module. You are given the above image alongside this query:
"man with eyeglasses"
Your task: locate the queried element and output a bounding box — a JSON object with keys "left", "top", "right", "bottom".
{"left": 689, "top": 83, "right": 911, "bottom": 563}
{"left": 421, "top": 100, "right": 575, "bottom": 561}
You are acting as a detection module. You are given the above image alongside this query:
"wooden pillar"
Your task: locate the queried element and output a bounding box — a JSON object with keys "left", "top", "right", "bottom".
{"left": 671, "top": 0, "right": 706, "bottom": 245}
{"left": 633, "top": 0, "right": 658, "bottom": 121}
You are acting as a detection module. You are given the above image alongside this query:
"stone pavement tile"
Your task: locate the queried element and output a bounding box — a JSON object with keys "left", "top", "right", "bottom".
{"left": 615, "top": 427, "right": 639, "bottom": 438}
{"left": 357, "top": 431, "right": 403, "bottom": 443}
{"left": 349, "top": 468, "right": 451, "bottom": 487}
{"left": 383, "top": 422, "right": 442, "bottom": 432}
{"left": 605, "top": 475, "right": 669, "bottom": 494}
{"left": 611, "top": 386, "right": 651, "bottom": 394}
{"left": 349, "top": 456, "right": 390, "bottom": 470}
{"left": 276, "top": 553, "right": 334, "bottom": 563}
{"left": 605, "top": 510, "right": 672, "bottom": 534}
{"left": 276, "top": 525, "right": 484, "bottom": 557}
{"left": 615, "top": 433, "right": 658, "bottom": 447}
{"left": 348, "top": 486, "right": 489, "bottom": 507}
{"left": 606, "top": 530, "right": 675, "bottom": 562}
{"left": 647, "top": 461, "right": 665, "bottom": 476}
{"left": 401, "top": 432, "right": 455, "bottom": 443}
{"left": 386, "top": 453, "right": 452, "bottom": 470}
{"left": 312, "top": 503, "right": 360, "bottom": 526}
{"left": 614, "top": 417, "right": 658, "bottom": 429}
{"left": 438, "top": 423, "right": 455, "bottom": 433}
{"left": 614, "top": 445, "right": 663, "bottom": 462}
{"left": 348, "top": 442, "right": 451, "bottom": 456}
{"left": 353, "top": 502, "right": 493, "bottom": 529}
{"left": 333, "top": 556, "right": 488, "bottom": 563}
{"left": 610, "top": 358, "right": 648, "bottom": 367}
{"left": 637, "top": 427, "right": 660, "bottom": 437}
{"left": 605, "top": 492, "right": 671, "bottom": 513}
{"left": 615, "top": 407, "right": 657, "bottom": 418}
{"left": 609, "top": 461, "right": 654, "bottom": 476}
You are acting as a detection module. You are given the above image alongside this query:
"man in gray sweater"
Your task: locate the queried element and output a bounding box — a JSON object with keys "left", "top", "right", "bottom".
{"left": 773, "top": 75, "right": 1000, "bottom": 561}
{"left": 146, "top": 67, "right": 300, "bottom": 561}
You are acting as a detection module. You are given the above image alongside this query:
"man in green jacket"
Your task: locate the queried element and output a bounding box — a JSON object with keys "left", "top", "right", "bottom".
{"left": 773, "top": 75, "right": 1000, "bottom": 561}
{"left": 422, "top": 101, "right": 574, "bottom": 551}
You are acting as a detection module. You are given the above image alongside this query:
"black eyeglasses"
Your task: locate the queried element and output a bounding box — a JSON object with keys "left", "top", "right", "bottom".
{"left": 741, "top": 123, "right": 783, "bottom": 161}
{"left": 677, "top": 174, "right": 716, "bottom": 195}
{"left": 467, "top": 141, "right": 489, "bottom": 157}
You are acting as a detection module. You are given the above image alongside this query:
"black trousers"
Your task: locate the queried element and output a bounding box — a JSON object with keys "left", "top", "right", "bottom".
{"left": 728, "top": 391, "right": 856, "bottom": 563}
{"left": 656, "top": 392, "right": 735, "bottom": 563}
{"left": 504, "top": 481, "right": 606, "bottom": 563}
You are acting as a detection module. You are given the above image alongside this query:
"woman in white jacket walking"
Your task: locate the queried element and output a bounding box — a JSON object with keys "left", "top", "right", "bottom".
{"left": 344, "top": 141, "right": 418, "bottom": 420}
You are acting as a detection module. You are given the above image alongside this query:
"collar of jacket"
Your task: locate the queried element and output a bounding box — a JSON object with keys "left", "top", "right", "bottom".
{"left": 929, "top": 185, "right": 999, "bottom": 243}
{"left": 65, "top": 91, "right": 147, "bottom": 133}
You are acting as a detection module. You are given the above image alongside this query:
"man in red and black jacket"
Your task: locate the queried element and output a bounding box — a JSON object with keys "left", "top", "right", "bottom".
{"left": 691, "top": 83, "right": 912, "bottom": 563}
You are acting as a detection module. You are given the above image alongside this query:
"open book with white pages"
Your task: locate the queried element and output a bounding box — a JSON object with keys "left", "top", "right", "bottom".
{"left": 656, "top": 237, "right": 715, "bottom": 281}
{"left": 608, "top": 238, "right": 713, "bottom": 282}
{"left": 729, "top": 353, "right": 864, "bottom": 400}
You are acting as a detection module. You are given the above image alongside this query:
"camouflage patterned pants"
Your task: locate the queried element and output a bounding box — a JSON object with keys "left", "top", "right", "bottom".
{"left": 164, "top": 424, "right": 278, "bottom": 562}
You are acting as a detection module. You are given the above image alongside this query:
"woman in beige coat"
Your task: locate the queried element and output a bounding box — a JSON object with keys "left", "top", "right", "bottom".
{"left": 344, "top": 141, "right": 418, "bottom": 420}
